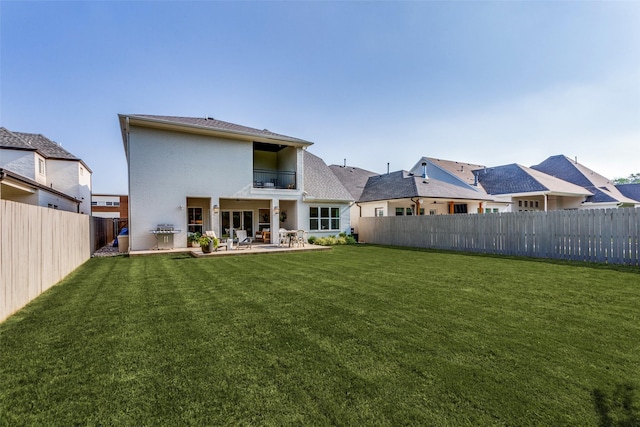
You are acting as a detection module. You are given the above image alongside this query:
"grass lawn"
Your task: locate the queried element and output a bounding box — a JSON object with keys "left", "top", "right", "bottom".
{"left": 1, "top": 245, "right": 639, "bottom": 426}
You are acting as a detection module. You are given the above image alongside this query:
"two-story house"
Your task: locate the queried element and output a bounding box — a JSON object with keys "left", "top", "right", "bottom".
{"left": 118, "top": 114, "right": 353, "bottom": 251}
{"left": 0, "top": 127, "right": 92, "bottom": 214}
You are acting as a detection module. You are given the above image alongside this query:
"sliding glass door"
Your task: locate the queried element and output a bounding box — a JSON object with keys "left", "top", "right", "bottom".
{"left": 221, "top": 210, "right": 253, "bottom": 238}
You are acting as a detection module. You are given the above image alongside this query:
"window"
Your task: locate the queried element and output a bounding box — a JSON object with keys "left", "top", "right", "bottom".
{"left": 113, "top": 201, "right": 120, "bottom": 207}
{"left": 106, "top": 201, "right": 113, "bottom": 206}
{"left": 375, "top": 207, "right": 384, "bottom": 217}
{"left": 47, "top": 203, "right": 58, "bottom": 210}
{"left": 453, "top": 204, "right": 468, "bottom": 214}
{"left": 309, "top": 207, "right": 340, "bottom": 231}
{"left": 91, "top": 201, "right": 97, "bottom": 206}
{"left": 38, "top": 158, "right": 45, "bottom": 175}
{"left": 395, "top": 208, "right": 404, "bottom": 216}
{"left": 429, "top": 209, "right": 436, "bottom": 215}
{"left": 80, "top": 167, "right": 84, "bottom": 176}
{"left": 406, "top": 207, "right": 413, "bottom": 216}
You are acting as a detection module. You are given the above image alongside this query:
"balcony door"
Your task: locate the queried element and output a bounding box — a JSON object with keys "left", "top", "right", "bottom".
{"left": 221, "top": 210, "right": 253, "bottom": 238}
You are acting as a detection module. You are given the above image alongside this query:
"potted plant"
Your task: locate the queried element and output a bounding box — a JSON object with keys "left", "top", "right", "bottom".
{"left": 188, "top": 232, "right": 201, "bottom": 248}
{"left": 198, "top": 235, "right": 219, "bottom": 253}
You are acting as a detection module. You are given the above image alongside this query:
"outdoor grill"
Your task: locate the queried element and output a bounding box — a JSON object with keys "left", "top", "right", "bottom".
{"left": 149, "top": 224, "right": 180, "bottom": 250}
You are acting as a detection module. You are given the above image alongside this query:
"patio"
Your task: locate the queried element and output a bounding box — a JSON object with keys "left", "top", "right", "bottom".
{"left": 129, "top": 242, "right": 330, "bottom": 258}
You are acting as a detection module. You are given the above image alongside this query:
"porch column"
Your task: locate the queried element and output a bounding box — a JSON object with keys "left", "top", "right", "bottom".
{"left": 212, "top": 198, "right": 220, "bottom": 236}
{"left": 544, "top": 194, "right": 548, "bottom": 212}
{"left": 271, "top": 199, "right": 279, "bottom": 244}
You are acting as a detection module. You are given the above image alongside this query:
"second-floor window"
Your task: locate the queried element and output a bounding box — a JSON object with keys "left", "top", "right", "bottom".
{"left": 38, "top": 158, "right": 45, "bottom": 175}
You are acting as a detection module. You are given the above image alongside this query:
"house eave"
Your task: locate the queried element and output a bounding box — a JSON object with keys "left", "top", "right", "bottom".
{"left": 119, "top": 114, "right": 313, "bottom": 148}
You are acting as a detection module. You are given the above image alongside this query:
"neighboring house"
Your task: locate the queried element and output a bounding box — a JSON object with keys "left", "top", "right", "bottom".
{"left": 615, "top": 184, "right": 640, "bottom": 203}
{"left": 531, "top": 155, "right": 639, "bottom": 209}
{"left": 119, "top": 114, "right": 352, "bottom": 251}
{"left": 409, "top": 157, "right": 509, "bottom": 213}
{"left": 91, "top": 194, "right": 129, "bottom": 219}
{"left": 0, "top": 127, "right": 92, "bottom": 214}
{"left": 358, "top": 169, "right": 495, "bottom": 217}
{"left": 329, "top": 163, "right": 378, "bottom": 234}
{"left": 473, "top": 163, "right": 593, "bottom": 212}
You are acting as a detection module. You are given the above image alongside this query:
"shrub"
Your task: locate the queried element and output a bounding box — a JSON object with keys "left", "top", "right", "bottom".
{"left": 313, "top": 234, "right": 356, "bottom": 246}
{"left": 307, "top": 235, "right": 317, "bottom": 245}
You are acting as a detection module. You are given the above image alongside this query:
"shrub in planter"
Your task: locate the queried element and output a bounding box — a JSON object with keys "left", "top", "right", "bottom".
{"left": 188, "top": 232, "right": 202, "bottom": 247}
{"left": 198, "top": 235, "right": 219, "bottom": 253}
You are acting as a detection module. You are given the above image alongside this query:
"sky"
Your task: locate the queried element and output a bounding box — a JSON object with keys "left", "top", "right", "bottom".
{"left": 1, "top": 1, "right": 638, "bottom": 195}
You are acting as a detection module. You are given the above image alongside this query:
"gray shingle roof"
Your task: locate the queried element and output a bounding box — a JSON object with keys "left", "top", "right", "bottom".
{"left": 359, "top": 170, "right": 493, "bottom": 203}
{"left": 303, "top": 151, "right": 353, "bottom": 202}
{"left": 616, "top": 184, "right": 640, "bottom": 202}
{"left": 124, "top": 114, "right": 313, "bottom": 145}
{"left": 0, "top": 127, "right": 79, "bottom": 160}
{"left": 532, "top": 155, "right": 636, "bottom": 204}
{"left": 474, "top": 163, "right": 592, "bottom": 196}
{"left": 328, "top": 164, "right": 378, "bottom": 200}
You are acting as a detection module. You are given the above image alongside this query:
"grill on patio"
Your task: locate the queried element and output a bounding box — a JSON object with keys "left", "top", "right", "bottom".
{"left": 149, "top": 224, "right": 180, "bottom": 249}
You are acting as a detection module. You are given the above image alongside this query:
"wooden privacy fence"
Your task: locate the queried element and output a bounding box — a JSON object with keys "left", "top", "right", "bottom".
{"left": 91, "top": 217, "right": 127, "bottom": 252}
{"left": 359, "top": 208, "right": 640, "bottom": 266}
{"left": 1, "top": 200, "right": 90, "bottom": 323}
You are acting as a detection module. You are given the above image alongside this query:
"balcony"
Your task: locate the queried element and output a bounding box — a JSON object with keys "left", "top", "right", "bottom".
{"left": 253, "top": 169, "right": 296, "bottom": 190}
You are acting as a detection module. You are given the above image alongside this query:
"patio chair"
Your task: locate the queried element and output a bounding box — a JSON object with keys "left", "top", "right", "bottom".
{"left": 235, "top": 229, "right": 252, "bottom": 249}
{"left": 295, "top": 230, "right": 307, "bottom": 247}
{"left": 278, "top": 228, "right": 289, "bottom": 247}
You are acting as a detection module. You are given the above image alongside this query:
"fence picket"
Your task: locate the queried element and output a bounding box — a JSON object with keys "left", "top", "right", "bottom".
{"left": 359, "top": 208, "right": 640, "bottom": 266}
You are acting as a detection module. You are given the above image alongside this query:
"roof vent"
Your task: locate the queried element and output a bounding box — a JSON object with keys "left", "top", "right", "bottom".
{"left": 421, "top": 162, "right": 429, "bottom": 179}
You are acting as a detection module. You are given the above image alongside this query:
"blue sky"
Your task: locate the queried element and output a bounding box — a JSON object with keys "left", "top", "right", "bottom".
{"left": 1, "top": 1, "right": 638, "bottom": 194}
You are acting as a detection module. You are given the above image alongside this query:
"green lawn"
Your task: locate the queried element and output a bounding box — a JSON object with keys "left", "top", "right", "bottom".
{"left": 1, "top": 245, "right": 639, "bottom": 426}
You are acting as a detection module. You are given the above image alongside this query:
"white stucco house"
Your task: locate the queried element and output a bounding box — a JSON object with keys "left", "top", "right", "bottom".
{"left": 118, "top": 114, "right": 353, "bottom": 251}
{"left": 0, "top": 127, "right": 92, "bottom": 214}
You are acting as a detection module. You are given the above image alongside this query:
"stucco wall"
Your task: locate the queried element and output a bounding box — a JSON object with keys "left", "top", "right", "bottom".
{"left": 0, "top": 149, "right": 36, "bottom": 180}
{"left": 128, "top": 126, "right": 254, "bottom": 250}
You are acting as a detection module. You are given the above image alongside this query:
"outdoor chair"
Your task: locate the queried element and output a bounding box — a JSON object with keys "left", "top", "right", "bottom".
{"left": 295, "top": 230, "right": 307, "bottom": 247}
{"left": 278, "top": 228, "right": 289, "bottom": 247}
{"left": 235, "top": 229, "right": 252, "bottom": 249}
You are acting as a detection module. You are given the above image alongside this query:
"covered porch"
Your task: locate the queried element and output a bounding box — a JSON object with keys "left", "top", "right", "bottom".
{"left": 185, "top": 197, "right": 300, "bottom": 246}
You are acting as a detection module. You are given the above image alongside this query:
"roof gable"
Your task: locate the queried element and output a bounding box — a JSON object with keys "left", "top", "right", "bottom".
{"left": 328, "top": 164, "right": 378, "bottom": 200}
{"left": 532, "top": 155, "right": 635, "bottom": 204}
{"left": 303, "top": 152, "right": 353, "bottom": 202}
{"left": 410, "top": 157, "right": 485, "bottom": 189}
{"left": 531, "top": 155, "right": 595, "bottom": 188}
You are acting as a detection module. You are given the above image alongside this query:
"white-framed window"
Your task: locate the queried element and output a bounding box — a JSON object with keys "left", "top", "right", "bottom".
{"left": 38, "top": 158, "right": 45, "bottom": 175}
{"left": 309, "top": 207, "right": 340, "bottom": 231}
{"left": 395, "top": 207, "right": 404, "bottom": 216}
{"left": 375, "top": 207, "right": 384, "bottom": 217}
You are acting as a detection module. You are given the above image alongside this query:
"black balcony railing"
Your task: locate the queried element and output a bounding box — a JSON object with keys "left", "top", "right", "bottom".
{"left": 253, "top": 169, "right": 296, "bottom": 189}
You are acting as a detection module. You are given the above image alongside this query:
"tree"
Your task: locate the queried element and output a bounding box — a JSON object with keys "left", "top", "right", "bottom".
{"left": 613, "top": 173, "right": 640, "bottom": 184}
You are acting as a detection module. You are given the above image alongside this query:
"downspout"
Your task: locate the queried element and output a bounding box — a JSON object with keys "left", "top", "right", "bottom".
{"left": 125, "top": 117, "right": 132, "bottom": 252}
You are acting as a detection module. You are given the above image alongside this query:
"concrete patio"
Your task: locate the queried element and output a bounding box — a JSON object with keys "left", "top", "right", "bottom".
{"left": 129, "top": 243, "right": 331, "bottom": 257}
